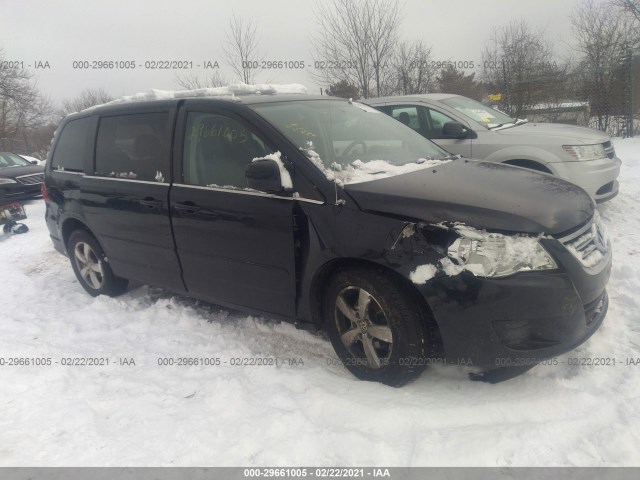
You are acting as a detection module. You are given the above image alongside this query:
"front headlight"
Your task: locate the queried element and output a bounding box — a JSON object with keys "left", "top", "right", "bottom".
{"left": 0, "top": 177, "right": 17, "bottom": 185}
{"left": 447, "top": 234, "right": 557, "bottom": 277}
{"left": 562, "top": 144, "right": 606, "bottom": 161}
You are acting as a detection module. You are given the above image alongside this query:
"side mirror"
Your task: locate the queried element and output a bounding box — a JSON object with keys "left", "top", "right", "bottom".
{"left": 245, "top": 159, "right": 285, "bottom": 193}
{"left": 442, "top": 121, "right": 469, "bottom": 139}
{"left": 28, "top": 160, "right": 39, "bottom": 165}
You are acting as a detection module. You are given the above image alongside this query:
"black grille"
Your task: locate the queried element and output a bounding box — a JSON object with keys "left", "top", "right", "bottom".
{"left": 560, "top": 216, "right": 609, "bottom": 268}
{"left": 596, "top": 181, "right": 614, "bottom": 195}
{"left": 15, "top": 173, "right": 44, "bottom": 185}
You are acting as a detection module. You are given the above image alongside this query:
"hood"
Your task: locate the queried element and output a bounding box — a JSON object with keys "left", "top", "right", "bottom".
{"left": 344, "top": 160, "right": 594, "bottom": 236}
{"left": 495, "top": 122, "right": 610, "bottom": 144}
{"left": 0, "top": 164, "right": 44, "bottom": 179}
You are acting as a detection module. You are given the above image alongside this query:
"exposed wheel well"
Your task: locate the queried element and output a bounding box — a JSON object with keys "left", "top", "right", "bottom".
{"left": 309, "top": 258, "right": 444, "bottom": 357}
{"left": 61, "top": 218, "right": 91, "bottom": 249}
{"left": 503, "top": 159, "right": 552, "bottom": 173}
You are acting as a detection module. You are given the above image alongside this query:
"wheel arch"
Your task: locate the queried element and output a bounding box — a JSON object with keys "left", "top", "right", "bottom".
{"left": 308, "top": 257, "right": 444, "bottom": 357}
{"left": 61, "top": 217, "right": 92, "bottom": 251}
{"left": 503, "top": 158, "right": 553, "bottom": 173}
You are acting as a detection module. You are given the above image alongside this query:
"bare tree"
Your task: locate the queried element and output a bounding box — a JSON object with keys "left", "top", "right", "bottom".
{"left": 571, "top": 0, "right": 638, "bottom": 132}
{"left": 389, "top": 40, "right": 435, "bottom": 95}
{"left": 312, "top": 0, "right": 401, "bottom": 98}
{"left": 612, "top": 0, "right": 640, "bottom": 21}
{"left": 60, "top": 88, "right": 113, "bottom": 116}
{"left": 0, "top": 49, "right": 52, "bottom": 152}
{"left": 481, "top": 20, "right": 556, "bottom": 117}
{"left": 175, "top": 71, "right": 229, "bottom": 90}
{"left": 222, "top": 15, "right": 263, "bottom": 84}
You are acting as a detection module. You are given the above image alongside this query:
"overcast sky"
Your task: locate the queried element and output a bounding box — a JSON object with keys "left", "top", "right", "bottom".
{"left": 0, "top": 0, "right": 610, "bottom": 104}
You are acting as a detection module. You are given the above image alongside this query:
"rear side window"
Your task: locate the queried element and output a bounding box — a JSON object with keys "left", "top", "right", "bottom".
{"left": 390, "top": 106, "right": 421, "bottom": 131}
{"left": 95, "top": 112, "right": 170, "bottom": 182}
{"left": 51, "top": 117, "right": 92, "bottom": 172}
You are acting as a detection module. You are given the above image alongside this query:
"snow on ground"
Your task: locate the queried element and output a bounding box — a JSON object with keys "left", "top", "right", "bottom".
{"left": 1, "top": 139, "right": 640, "bottom": 466}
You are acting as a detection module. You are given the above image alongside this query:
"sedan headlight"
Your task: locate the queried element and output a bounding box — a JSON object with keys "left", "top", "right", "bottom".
{"left": 562, "top": 144, "right": 606, "bottom": 161}
{"left": 447, "top": 234, "right": 557, "bottom": 277}
{"left": 0, "top": 177, "right": 17, "bottom": 185}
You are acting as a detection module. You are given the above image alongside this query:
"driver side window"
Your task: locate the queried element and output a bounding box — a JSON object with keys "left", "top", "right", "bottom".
{"left": 183, "top": 112, "right": 272, "bottom": 189}
{"left": 425, "top": 108, "right": 458, "bottom": 139}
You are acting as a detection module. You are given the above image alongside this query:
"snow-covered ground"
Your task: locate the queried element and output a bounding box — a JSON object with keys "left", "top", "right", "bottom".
{"left": 1, "top": 139, "right": 640, "bottom": 466}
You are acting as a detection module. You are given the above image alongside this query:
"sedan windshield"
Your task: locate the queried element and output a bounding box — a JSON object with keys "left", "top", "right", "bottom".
{"left": 0, "top": 152, "right": 31, "bottom": 168}
{"left": 250, "top": 99, "right": 451, "bottom": 170}
{"left": 440, "top": 96, "right": 514, "bottom": 129}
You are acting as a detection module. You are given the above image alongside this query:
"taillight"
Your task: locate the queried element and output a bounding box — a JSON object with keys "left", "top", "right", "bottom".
{"left": 41, "top": 182, "right": 49, "bottom": 203}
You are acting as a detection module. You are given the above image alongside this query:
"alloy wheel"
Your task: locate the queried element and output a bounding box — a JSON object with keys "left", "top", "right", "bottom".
{"left": 334, "top": 286, "right": 393, "bottom": 368}
{"left": 74, "top": 241, "right": 104, "bottom": 290}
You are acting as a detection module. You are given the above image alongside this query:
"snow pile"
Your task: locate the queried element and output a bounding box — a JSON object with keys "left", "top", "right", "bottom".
{"left": 409, "top": 264, "right": 437, "bottom": 284}
{"left": 252, "top": 151, "right": 293, "bottom": 189}
{"left": 1, "top": 138, "right": 640, "bottom": 466}
{"left": 85, "top": 83, "right": 308, "bottom": 110}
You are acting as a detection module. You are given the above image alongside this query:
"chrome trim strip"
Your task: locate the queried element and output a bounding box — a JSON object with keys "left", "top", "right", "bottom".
{"left": 16, "top": 173, "right": 45, "bottom": 179}
{"left": 172, "top": 183, "right": 325, "bottom": 205}
{"left": 51, "top": 170, "right": 85, "bottom": 176}
{"left": 557, "top": 217, "right": 594, "bottom": 243}
{"left": 84, "top": 175, "right": 170, "bottom": 186}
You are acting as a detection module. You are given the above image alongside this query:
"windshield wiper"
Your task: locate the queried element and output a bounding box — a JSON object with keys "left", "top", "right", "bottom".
{"left": 489, "top": 118, "right": 528, "bottom": 131}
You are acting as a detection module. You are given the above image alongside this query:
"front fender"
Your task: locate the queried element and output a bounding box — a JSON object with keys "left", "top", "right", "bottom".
{"left": 483, "top": 146, "right": 560, "bottom": 170}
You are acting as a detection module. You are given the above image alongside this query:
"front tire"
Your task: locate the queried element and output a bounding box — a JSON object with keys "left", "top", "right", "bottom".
{"left": 68, "top": 229, "right": 128, "bottom": 297}
{"left": 323, "top": 267, "right": 428, "bottom": 387}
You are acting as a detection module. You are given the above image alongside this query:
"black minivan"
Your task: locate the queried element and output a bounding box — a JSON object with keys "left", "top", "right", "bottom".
{"left": 44, "top": 92, "right": 611, "bottom": 386}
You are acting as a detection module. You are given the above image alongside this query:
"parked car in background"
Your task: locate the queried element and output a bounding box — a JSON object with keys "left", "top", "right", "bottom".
{"left": 18, "top": 154, "right": 45, "bottom": 166}
{"left": 0, "top": 152, "right": 45, "bottom": 201}
{"left": 366, "top": 94, "right": 621, "bottom": 203}
{"left": 44, "top": 91, "right": 610, "bottom": 386}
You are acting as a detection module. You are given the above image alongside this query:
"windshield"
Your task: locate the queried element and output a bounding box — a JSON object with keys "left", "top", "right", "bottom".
{"left": 250, "top": 99, "right": 451, "bottom": 170}
{"left": 440, "top": 96, "right": 514, "bottom": 128}
{"left": 0, "top": 152, "right": 30, "bottom": 168}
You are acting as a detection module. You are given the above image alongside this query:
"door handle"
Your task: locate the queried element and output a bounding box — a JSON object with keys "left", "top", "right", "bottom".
{"left": 174, "top": 201, "right": 201, "bottom": 214}
{"left": 137, "top": 197, "right": 164, "bottom": 208}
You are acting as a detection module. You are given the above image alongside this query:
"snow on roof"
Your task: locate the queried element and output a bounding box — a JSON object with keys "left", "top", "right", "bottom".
{"left": 86, "top": 83, "right": 308, "bottom": 111}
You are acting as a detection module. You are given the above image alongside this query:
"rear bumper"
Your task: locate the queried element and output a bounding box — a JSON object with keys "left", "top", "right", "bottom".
{"left": 549, "top": 156, "right": 621, "bottom": 203}
{"left": 0, "top": 183, "right": 42, "bottom": 202}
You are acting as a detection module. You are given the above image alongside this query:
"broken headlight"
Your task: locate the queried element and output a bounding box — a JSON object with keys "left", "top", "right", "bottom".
{"left": 447, "top": 233, "right": 557, "bottom": 277}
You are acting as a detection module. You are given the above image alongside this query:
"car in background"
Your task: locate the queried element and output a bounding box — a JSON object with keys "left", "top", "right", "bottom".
{"left": 18, "top": 154, "right": 45, "bottom": 166}
{"left": 366, "top": 94, "right": 621, "bottom": 203}
{"left": 0, "top": 152, "right": 45, "bottom": 201}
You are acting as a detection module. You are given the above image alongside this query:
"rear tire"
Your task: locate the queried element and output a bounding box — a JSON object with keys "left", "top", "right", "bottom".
{"left": 68, "top": 229, "right": 128, "bottom": 297}
{"left": 323, "top": 267, "right": 428, "bottom": 387}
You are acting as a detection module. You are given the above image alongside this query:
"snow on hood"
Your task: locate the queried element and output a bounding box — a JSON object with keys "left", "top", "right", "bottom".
{"left": 304, "top": 149, "right": 452, "bottom": 185}
{"left": 84, "top": 83, "right": 308, "bottom": 111}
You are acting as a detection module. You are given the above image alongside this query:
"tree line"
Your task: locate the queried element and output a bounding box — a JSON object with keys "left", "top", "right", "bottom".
{"left": 1, "top": 0, "right": 638, "bottom": 158}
